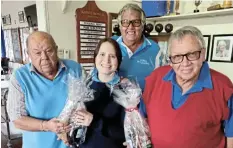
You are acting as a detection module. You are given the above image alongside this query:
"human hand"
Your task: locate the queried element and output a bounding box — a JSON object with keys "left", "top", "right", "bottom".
{"left": 57, "top": 132, "right": 70, "bottom": 147}
{"left": 120, "top": 78, "right": 129, "bottom": 83}
{"left": 123, "top": 141, "right": 131, "bottom": 148}
{"left": 44, "top": 118, "right": 71, "bottom": 134}
{"left": 71, "top": 109, "right": 93, "bottom": 126}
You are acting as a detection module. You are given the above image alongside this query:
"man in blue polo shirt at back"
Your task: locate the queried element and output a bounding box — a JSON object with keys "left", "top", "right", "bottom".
{"left": 112, "top": 3, "right": 164, "bottom": 116}
{"left": 7, "top": 31, "right": 85, "bottom": 148}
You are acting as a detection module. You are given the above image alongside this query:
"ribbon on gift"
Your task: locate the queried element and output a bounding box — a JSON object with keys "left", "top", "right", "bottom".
{"left": 125, "top": 107, "right": 138, "bottom": 112}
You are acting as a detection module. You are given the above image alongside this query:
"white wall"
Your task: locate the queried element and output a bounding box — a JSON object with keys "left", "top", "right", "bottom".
{"left": 1, "top": 1, "right": 36, "bottom": 29}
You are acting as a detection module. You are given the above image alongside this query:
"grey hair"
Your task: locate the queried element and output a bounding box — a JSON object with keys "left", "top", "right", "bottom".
{"left": 117, "top": 3, "right": 146, "bottom": 26}
{"left": 167, "top": 26, "right": 205, "bottom": 56}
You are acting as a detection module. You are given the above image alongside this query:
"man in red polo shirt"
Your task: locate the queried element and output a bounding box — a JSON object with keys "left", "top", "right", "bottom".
{"left": 143, "top": 26, "right": 233, "bottom": 148}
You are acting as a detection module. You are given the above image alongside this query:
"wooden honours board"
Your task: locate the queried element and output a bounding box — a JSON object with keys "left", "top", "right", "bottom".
{"left": 76, "top": 1, "right": 108, "bottom": 69}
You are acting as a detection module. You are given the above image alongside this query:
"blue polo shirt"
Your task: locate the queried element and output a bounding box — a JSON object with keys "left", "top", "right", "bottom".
{"left": 112, "top": 35, "right": 160, "bottom": 90}
{"left": 141, "top": 62, "right": 233, "bottom": 137}
{"left": 113, "top": 36, "right": 160, "bottom": 117}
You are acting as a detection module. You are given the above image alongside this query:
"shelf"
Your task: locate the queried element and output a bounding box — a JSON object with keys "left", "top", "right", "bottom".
{"left": 146, "top": 8, "right": 233, "bottom": 22}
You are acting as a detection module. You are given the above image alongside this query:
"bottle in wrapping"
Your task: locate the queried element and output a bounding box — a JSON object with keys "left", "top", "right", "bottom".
{"left": 69, "top": 125, "right": 87, "bottom": 147}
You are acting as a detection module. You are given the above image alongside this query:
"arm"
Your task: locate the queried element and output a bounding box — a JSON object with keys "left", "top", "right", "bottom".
{"left": 7, "top": 73, "right": 27, "bottom": 122}
{"left": 225, "top": 95, "right": 233, "bottom": 148}
{"left": 14, "top": 116, "right": 68, "bottom": 133}
{"left": 13, "top": 116, "right": 44, "bottom": 131}
{"left": 73, "top": 109, "right": 124, "bottom": 140}
{"left": 6, "top": 73, "right": 69, "bottom": 133}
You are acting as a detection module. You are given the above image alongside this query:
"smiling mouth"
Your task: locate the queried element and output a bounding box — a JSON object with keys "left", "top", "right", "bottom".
{"left": 182, "top": 69, "right": 192, "bottom": 73}
{"left": 127, "top": 31, "right": 135, "bottom": 35}
{"left": 101, "top": 64, "right": 111, "bottom": 68}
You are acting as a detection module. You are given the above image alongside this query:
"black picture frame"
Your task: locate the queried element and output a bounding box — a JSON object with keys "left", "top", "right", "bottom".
{"left": 5, "top": 14, "right": 11, "bottom": 25}
{"left": 203, "top": 35, "right": 211, "bottom": 61}
{"left": 210, "top": 34, "right": 233, "bottom": 63}
{"left": 18, "top": 11, "right": 25, "bottom": 23}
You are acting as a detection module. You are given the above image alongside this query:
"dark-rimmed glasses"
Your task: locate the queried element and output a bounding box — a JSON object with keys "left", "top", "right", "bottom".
{"left": 169, "top": 50, "right": 202, "bottom": 64}
{"left": 120, "top": 19, "right": 142, "bottom": 27}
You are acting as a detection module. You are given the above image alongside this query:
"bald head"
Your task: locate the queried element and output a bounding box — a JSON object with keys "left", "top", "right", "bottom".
{"left": 26, "top": 31, "right": 56, "bottom": 49}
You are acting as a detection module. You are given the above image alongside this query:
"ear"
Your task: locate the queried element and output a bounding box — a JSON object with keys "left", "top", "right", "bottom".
{"left": 27, "top": 48, "right": 31, "bottom": 56}
{"left": 201, "top": 48, "right": 206, "bottom": 62}
{"left": 169, "top": 62, "right": 173, "bottom": 67}
{"left": 55, "top": 46, "right": 58, "bottom": 52}
{"left": 119, "top": 25, "right": 123, "bottom": 33}
{"left": 141, "top": 23, "right": 145, "bottom": 33}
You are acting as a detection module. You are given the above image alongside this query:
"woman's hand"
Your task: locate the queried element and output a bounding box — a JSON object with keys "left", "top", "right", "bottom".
{"left": 120, "top": 78, "right": 129, "bottom": 83}
{"left": 44, "top": 118, "right": 71, "bottom": 134}
{"left": 72, "top": 109, "right": 93, "bottom": 126}
{"left": 123, "top": 141, "right": 131, "bottom": 148}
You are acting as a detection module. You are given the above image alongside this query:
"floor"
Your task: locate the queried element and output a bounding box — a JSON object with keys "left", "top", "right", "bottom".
{"left": 1, "top": 133, "right": 22, "bottom": 148}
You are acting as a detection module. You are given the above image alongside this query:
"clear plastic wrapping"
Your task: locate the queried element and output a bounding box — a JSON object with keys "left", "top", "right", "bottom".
{"left": 58, "top": 74, "right": 94, "bottom": 145}
{"left": 111, "top": 79, "right": 152, "bottom": 148}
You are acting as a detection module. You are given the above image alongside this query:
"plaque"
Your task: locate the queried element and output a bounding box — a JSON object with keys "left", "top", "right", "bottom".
{"left": 76, "top": 1, "right": 108, "bottom": 63}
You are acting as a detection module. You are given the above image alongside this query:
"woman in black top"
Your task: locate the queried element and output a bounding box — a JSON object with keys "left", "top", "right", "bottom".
{"left": 72, "top": 38, "right": 125, "bottom": 148}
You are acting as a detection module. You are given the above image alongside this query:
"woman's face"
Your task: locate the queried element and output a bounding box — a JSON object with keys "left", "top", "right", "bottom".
{"left": 95, "top": 42, "right": 118, "bottom": 75}
{"left": 120, "top": 9, "right": 144, "bottom": 44}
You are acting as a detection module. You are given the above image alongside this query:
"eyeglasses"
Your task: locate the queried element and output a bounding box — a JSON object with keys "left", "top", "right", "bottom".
{"left": 120, "top": 19, "right": 142, "bottom": 27}
{"left": 169, "top": 50, "right": 202, "bottom": 64}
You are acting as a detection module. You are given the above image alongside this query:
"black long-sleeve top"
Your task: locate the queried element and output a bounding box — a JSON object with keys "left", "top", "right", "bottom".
{"left": 79, "top": 81, "right": 125, "bottom": 148}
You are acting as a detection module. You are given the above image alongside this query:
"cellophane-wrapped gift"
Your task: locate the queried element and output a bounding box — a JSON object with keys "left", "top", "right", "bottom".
{"left": 111, "top": 79, "right": 152, "bottom": 148}
{"left": 57, "top": 74, "right": 94, "bottom": 146}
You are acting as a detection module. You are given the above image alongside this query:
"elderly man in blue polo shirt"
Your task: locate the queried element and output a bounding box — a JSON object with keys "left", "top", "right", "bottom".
{"left": 112, "top": 3, "right": 163, "bottom": 116}
{"left": 7, "top": 31, "right": 85, "bottom": 148}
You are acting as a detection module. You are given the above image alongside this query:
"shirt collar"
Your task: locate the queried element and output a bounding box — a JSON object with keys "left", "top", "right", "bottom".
{"left": 90, "top": 68, "right": 120, "bottom": 85}
{"left": 116, "top": 36, "right": 152, "bottom": 57}
{"left": 163, "top": 62, "right": 213, "bottom": 89}
{"left": 30, "top": 59, "right": 67, "bottom": 73}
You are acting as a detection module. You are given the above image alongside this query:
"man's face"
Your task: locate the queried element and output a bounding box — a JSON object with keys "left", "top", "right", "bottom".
{"left": 28, "top": 37, "right": 58, "bottom": 77}
{"left": 169, "top": 35, "right": 205, "bottom": 81}
{"left": 120, "top": 9, "right": 143, "bottom": 44}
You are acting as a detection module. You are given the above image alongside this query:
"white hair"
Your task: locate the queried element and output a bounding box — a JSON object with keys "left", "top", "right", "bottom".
{"left": 117, "top": 3, "right": 146, "bottom": 26}
{"left": 167, "top": 26, "right": 205, "bottom": 56}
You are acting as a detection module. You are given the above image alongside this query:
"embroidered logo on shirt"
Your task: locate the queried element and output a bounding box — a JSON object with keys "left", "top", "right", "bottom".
{"left": 137, "top": 59, "right": 149, "bottom": 65}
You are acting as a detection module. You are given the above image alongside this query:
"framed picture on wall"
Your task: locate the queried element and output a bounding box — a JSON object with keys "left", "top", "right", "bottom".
{"left": 5, "top": 14, "right": 11, "bottom": 25}
{"left": 203, "top": 35, "right": 211, "bottom": 61}
{"left": 210, "top": 34, "right": 233, "bottom": 63}
{"left": 18, "top": 11, "right": 25, "bottom": 23}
